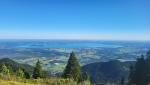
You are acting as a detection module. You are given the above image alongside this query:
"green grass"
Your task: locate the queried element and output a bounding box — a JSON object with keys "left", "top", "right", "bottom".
{"left": 0, "top": 75, "right": 91, "bottom": 85}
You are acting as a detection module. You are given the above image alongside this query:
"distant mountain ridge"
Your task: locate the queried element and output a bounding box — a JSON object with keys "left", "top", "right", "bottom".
{"left": 82, "top": 60, "right": 135, "bottom": 84}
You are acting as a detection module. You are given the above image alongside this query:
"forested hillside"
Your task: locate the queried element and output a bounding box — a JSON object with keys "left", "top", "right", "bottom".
{"left": 0, "top": 58, "right": 33, "bottom": 74}
{"left": 82, "top": 60, "right": 135, "bottom": 84}
{"left": 0, "top": 52, "right": 90, "bottom": 85}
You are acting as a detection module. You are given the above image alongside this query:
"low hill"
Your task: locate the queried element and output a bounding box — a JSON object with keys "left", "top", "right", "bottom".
{"left": 82, "top": 60, "right": 135, "bottom": 84}
{"left": 0, "top": 58, "right": 33, "bottom": 73}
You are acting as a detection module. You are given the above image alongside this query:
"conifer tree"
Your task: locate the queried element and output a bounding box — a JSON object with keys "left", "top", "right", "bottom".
{"left": 62, "top": 52, "right": 82, "bottom": 82}
{"left": 128, "top": 65, "right": 134, "bottom": 85}
{"left": 146, "top": 50, "right": 150, "bottom": 84}
{"left": 33, "top": 60, "right": 42, "bottom": 79}
{"left": 128, "top": 55, "right": 146, "bottom": 85}
{"left": 24, "top": 72, "right": 30, "bottom": 79}
{"left": 147, "top": 50, "right": 150, "bottom": 57}
{"left": 135, "top": 56, "right": 146, "bottom": 85}
{"left": 16, "top": 68, "right": 24, "bottom": 78}
{"left": 120, "top": 77, "right": 125, "bottom": 85}
{"left": 83, "top": 72, "right": 90, "bottom": 81}
{"left": 23, "top": 69, "right": 30, "bottom": 79}
{"left": 1, "top": 64, "right": 10, "bottom": 76}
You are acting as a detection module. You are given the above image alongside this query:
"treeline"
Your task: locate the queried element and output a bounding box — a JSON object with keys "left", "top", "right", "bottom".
{"left": 128, "top": 50, "right": 150, "bottom": 85}
{"left": 0, "top": 52, "right": 90, "bottom": 84}
{"left": 0, "top": 59, "right": 45, "bottom": 79}
{"left": 0, "top": 63, "right": 31, "bottom": 79}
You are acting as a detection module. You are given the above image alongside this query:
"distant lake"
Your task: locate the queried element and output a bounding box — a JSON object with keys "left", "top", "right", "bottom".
{"left": 0, "top": 39, "right": 149, "bottom": 49}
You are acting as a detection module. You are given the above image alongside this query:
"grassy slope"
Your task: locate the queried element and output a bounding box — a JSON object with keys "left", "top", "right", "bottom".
{"left": 0, "top": 77, "right": 90, "bottom": 85}
{"left": 0, "top": 80, "right": 34, "bottom": 85}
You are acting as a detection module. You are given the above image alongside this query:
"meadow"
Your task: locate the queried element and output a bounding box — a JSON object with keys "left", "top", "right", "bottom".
{"left": 0, "top": 75, "right": 90, "bottom": 85}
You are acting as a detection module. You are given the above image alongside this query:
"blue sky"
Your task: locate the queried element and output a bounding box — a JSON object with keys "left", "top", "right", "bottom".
{"left": 0, "top": 0, "right": 150, "bottom": 40}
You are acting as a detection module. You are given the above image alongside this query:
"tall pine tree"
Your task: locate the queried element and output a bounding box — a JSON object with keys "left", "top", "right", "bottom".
{"left": 146, "top": 50, "right": 150, "bottom": 84}
{"left": 33, "top": 60, "right": 42, "bottom": 79}
{"left": 128, "top": 55, "right": 147, "bottom": 85}
{"left": 120, "top": 77, "right": 125, "bottom": 85}
{"left": 62, "top": 52, "right": 82, "bottom": 82}
{"left": 23, "top": 69, "right": 30, "bottom": 79}
{"left": 1, "top": 64, "right": 10, "bottom": 76}
{"left": 134, "top": 56, "right": 146, "bottom": 85}
{"left": 16, "top": 68, "right": 24, "bottom": 78}
{"left": 128, "top": 65, "right": 134, "bottom": 85}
